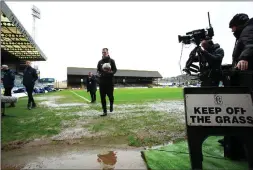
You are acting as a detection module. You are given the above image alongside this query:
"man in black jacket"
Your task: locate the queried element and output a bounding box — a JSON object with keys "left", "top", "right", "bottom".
{"left": 186, "top": 40, "right": 224, "bottom": 86}
{"left": 86, "top": 72, "right": 97, "bottom": 103}
{"left": 97, "top": 48, "right": 117, "bottom": 116}
{"left": 199, "top": 40, "right": 224, "bottom": 86}
{"left": 23, "top": 61, "right": 38, "bottom": 110}
{"left": 1, "top": 65, "right": 15, "bottom": 108}
{"left": 229, "top": 13, "right": 253, "bottom": 71}
{"left": 218, "top": 13, "right": 253, "bottom": 161}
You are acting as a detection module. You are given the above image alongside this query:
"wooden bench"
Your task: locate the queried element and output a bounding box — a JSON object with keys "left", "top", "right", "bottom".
{"left": 1, "top": 96, "right": 18, "bottom": 116}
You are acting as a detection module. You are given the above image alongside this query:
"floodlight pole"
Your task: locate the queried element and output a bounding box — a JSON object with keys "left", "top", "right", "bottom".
{"left": 32, "top": 16, "right": 36, "bottom": 41}
{"left": 31, "top": 5, "right": 41, "bottom": 70}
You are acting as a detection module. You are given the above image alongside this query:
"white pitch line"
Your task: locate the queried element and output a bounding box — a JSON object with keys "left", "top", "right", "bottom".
{"left": 70, "top": 91, "right": 91, "bottom": 102}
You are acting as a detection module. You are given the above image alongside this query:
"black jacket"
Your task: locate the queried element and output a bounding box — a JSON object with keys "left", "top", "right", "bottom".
{"left": 201, "top": 43, "right": 224, "bottom": 70}
{"left": 86, "top": 75, "right": 97, "bottom": 92}
{"left": 232, "top": 18, "right": 253, "bottom": 70}
{"left": 97, "top": 56, "right": 117, "bottom": 84}
{"left": 2, "top": 69, "right": 15, "bottom": 88}
{"left": 23, "top": 66, "right": 38, "bottom": 87}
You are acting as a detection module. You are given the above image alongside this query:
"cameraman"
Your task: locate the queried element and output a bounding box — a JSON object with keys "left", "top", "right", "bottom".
{"left": 218, "top": 13, "right": 253, "bottom": 161}
{"left": 197, "top": 40, "right": 224, "bottom": 86}
{"left": 229, "top": 13, "right": 253, "bottom": 71}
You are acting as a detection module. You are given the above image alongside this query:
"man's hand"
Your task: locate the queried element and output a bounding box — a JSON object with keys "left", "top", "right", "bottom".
{"left": 236, "top": 60, "right": 248, "bottom": 70}
{"left": 103, "top": 68, "right": 112, "bottom": 73}
{"left": 201, "top": 40, "right": 208, "bottom": 50}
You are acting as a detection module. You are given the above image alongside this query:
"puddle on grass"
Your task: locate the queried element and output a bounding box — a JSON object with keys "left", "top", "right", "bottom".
{"left": 34, "top": 96, "right": 63, "bottom": 101}
{"left": 49, "top": 100, "right": 185, "bottom": 141}
{"left": 37, "top": 95, "right": 88, "bottom": 108}
{"left": 51, "top": 127, "right": 93, "bottom": 141}
{"left": 68, "top": 101, "right": 185, "bottom": 116}
{"left": 148, "top": 100, "right": 184, "bottom": 114}
{"left": 71, "top": 110, "right": 102, "bottom": 116}
{"left": 2, "top": 146, "right": 147, "bottom": 169}
{"left": 146, "top": 141, "right": 174, "bottom": 150}
{"left": 148, "top": 100, "right": 185, "bottom": 123}
{"left": 40, "top": 101, "right": 86, "bottom": 108}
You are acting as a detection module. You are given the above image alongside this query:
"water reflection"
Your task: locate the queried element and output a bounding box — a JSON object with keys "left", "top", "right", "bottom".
{"left": 97, "top": 151, "right": 117, "bottom": 170}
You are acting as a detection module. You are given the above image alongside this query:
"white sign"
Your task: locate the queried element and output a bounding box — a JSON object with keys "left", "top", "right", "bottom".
{"left": 185, "top": 94, "right": 253, "bottom": 127}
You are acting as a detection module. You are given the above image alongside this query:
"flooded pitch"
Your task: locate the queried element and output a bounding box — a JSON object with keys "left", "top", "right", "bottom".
{"left": 2, "top": 95, "right": 185, "bottom": 169}
{"left": 2, "top": 145, "right": 147, "bottom": 169}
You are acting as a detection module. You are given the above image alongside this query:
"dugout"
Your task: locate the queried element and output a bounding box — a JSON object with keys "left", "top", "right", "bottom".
{"left": 1, "top": 1, "right": 47, "bottom": 74}
{"left": 67, "top": 67, "right": 163, "bottom": 88}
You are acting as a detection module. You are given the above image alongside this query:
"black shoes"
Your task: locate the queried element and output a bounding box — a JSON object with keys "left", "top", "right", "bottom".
{"left": 32, "top": 103, "right": 37, "bottom": 108}
{"left": 100, "top": 104, "right": 113, "bottom": 116}
{"left": 100, "top": 112, "right": 107, "bottom": 117}
{"left": 28, "top": 103, "right": 36, "bottom": 110}
{"left": 110, "top": 105, "right": 113, "bottom": 112}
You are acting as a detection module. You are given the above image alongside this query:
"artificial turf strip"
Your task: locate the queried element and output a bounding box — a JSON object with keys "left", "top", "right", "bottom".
{"left": 141, "top": 136, "right": 247, "bottom": 170}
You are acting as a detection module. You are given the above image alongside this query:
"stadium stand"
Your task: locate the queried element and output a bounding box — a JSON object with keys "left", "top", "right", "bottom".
{"left": 67, "top": 67, "right": 163, "bottom": 88}
{"left": 1, "top": 1, "right": 47, "bottom": 96}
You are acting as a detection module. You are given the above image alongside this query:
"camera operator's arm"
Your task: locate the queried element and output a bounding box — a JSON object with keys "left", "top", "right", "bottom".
{"left": 200, "top": 40, "right": 224, "bottom": 64}
{"left": 201, "top": 47, "right": 224, "bottom": 63}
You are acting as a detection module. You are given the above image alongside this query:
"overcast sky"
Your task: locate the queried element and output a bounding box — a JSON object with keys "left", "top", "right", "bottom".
{"left": 6, "top": 1, "right": 253, "bottom": 81}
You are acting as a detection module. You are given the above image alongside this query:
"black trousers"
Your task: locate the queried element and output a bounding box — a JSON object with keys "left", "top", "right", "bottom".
{"left": 89, "top": 91, "right": 96, "bottom": 102}
{"left": 99, "top": 83, "right": 114, "bottom": 112}
{"left": 25, "top": 85, "right": 35, "bottom": 106}
{"left": 4, "top": 87, "right": 12, "bottom": 96}
{"left": 2, "top": 86, "right": 14, "bottom": 109}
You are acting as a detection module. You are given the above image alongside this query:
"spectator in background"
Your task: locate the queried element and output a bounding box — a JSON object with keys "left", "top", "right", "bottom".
{"left": 86, "top": 72, "right": 97, "bottom": 103}
{"left": 1, "top": 65, "right": 15, "bottom": 108}
{"left": 23, "top": 61, "right": 38, "bottom": 110}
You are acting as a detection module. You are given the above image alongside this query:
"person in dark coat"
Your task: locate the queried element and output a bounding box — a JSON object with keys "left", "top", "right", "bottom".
{"left": 229, "top": 13, "right": 253, "bottom": 70}
{"left": 22, "top": 61, "right": 38, "bottom": 110}
{"left": 97, "top": 48, "right": 117, "bottom": 116}
{"left": 217, "top": 13, "right": 253, "bottom": 161}
{"left": 86, "top": 72, "right": 97, "bottom": 103}
{"left": 199, "top": 40, "right": 224, "bottom": 86}
{"left": 1, "top": 65, "right": 15, "bottom": 108}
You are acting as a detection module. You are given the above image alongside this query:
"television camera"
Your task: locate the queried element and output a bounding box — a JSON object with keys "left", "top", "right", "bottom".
{"left": 178, "top": 12, "right": 253, "bottom": 88}
{"left": 178, "top": 12, "right": 216, "bottom": 83}
{"left": 178, "top": 12, "right": 214, "bottom": 46}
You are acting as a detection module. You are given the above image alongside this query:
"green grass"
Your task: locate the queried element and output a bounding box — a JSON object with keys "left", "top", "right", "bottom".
{"left": 1, "top": 87, "right": 184, "bottom": 148}
{"left": 74, "top": 87, "right": 183, "bottom": 104}
{"left": 142, "top": 136, "right": 247, "bottom": 170}
{"left": 1, "top": 94, "right": 81, "bottom": 145}
{"left": 80, "top": 109, "right": 185, "bottom": 147}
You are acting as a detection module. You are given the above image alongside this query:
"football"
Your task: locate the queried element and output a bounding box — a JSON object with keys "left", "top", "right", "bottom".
{"left": 102, "top": 63, "right": 111, "bottom": 71}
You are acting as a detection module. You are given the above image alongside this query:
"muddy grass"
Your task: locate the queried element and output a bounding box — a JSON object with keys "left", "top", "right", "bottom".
{"left": 2, "top": 93, "right": 186, "bottom": 151}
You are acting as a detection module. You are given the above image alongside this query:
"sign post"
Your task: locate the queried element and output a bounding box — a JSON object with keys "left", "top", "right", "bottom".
{"left": 184, "top": 87, "right": 253, "bottom": 170}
